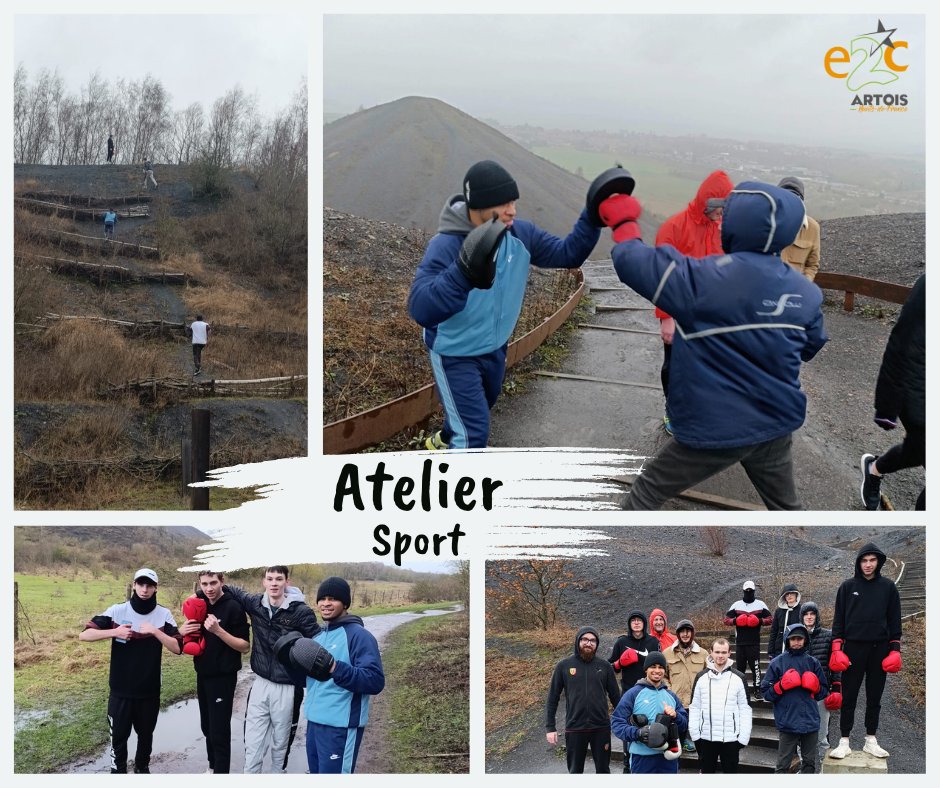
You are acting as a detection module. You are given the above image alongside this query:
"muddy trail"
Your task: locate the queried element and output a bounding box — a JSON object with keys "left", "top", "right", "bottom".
{"left": 63, "top": 607, "right": 459, "bottom": 775}
{"left": 13, "top": 164, "right": 307, "bottom": 508}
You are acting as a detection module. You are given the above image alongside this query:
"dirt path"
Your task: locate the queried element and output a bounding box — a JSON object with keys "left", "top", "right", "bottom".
{"left": 63, "top": 608, "right": 458, "bottom": 774}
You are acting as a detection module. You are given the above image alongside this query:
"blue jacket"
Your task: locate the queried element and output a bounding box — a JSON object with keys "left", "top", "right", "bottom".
{"left": 761, "top": 631, "right": 828, "bottom": 734}
{"left": 611, "top": 679, "right": 688, "bottom": 757}
{"left": 304, "top": 614, "right": 385, "bottom": 729}
{"left": 408, "top": 196, "right": 599, "bottom": 357}
{"left": 612, "top": 182, "right": 828, "bottom": 449}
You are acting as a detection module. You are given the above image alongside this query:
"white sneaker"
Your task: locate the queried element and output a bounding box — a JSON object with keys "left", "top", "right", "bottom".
{"left": 863, "top": 736, "right": 889, "bottom": 758}
{"left": 829, "top": 738, "right": 851, "bottom": 759}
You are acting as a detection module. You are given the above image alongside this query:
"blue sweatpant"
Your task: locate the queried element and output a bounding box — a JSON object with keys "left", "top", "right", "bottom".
{"left": 429, "top": 345, "right": 507, "bottom": 449}
{"left": 306, "top": 722, "right": 365, "bottom": 774}
{"left": 629, "top": 752, "right": 678, "bottom": 774}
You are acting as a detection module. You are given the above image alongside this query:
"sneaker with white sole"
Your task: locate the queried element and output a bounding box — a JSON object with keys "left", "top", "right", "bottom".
{"left": 663, "top": 412, "right": 674, "bottom": 436}
{"left": 863, "top": 736, "right": 889, "bottom": 758}
{"left": 424, "top": 430, "right": 448, "bottom": 450}
{"left": 829, "top": 738, "right": 851, "bottom": 759}
{"left": 860, "top": 453, "right": 882, "bottom": 510}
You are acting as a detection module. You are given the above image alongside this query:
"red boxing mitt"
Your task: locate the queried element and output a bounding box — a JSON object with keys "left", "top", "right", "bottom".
{"left": 735, "top": 614, "right": 749, "bottom": 627}
{"left": 829, "top": 640, "right": 851, "bottom": 672}
{"left": 181, "top": 595, "right": 208, "bottom": 657}
{"left": 881, "top": 650, "right": 902, "bottom": 673}
{"left": 746, "top": 614, "right": 760, "bottom": 628}
{"left": 598, "top": 194, "right": 643, "bottom": 243}
{"left": 800, "top": 671, "right": 821, "bottom": 694}
{"left": 825, "top": 683, "right": 843, "bottom": 710}
{"left": 774, "top": 668, "right": 801, "bottom": 694}
{"left": 615, "top": 648, "right": 639, "bottom": 670}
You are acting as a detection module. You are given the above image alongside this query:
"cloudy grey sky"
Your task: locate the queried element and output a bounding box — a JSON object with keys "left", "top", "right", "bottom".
{"left": 324, "top": 13, "right": 925, "bottom": 156}
{"left": 14, "top": 13, "right": 308, "bottom": 116}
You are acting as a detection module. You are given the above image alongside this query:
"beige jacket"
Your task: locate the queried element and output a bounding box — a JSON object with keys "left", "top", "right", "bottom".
{"left": 665, "top": 640, "right": 707, "bottom": 707}
{"left": 780, "top": 216, "right": 821, "bottom": 281}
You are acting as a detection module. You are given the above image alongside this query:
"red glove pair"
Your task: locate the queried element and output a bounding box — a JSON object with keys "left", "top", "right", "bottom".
{"left": 598, "top": 194, "right": 643, "bottom": 243}
{"left": 735, "top": 613, "right": 760, "bottom": 627}
{"left": 829, "top": 639, "right": 851, "bottom": 671}
{"left": 615, "top": 648, "right": 639, "bottom": 670}
{"left": 774, "top": 669, "right": 820, "bottom": 695}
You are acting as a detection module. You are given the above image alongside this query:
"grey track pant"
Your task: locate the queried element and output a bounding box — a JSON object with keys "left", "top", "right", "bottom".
{"left": 623, "top": 433, "right": 801, "bottom": 510}
{"left": 243, "top": 676, "right": 299, "bottom": 773}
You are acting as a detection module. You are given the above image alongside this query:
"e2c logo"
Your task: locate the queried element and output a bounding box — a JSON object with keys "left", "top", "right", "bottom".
{"left": 824, "top": 20, "right": 908, "bottom": 92}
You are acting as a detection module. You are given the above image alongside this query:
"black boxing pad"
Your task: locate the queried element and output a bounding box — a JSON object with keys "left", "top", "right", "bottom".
{"left": 586, "top": 164, "right": 636, "bottom": 228}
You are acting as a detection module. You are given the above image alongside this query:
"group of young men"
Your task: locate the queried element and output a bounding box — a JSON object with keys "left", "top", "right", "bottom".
{"left": 544, "top": 543, "right": 903, "bottom": 774}
{"left": 409, "top": 160, "right": 925, "bottom": 511}
{"left": 81, "top": 566, "right": 384, "bottom": 774}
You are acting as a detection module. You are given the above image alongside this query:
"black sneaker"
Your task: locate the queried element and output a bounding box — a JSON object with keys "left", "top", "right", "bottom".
{"left": 133, "top": 764, "right": 150, "bottom": 774}
{"left": 860, "top": 453, "right": 882, "bottom": 510}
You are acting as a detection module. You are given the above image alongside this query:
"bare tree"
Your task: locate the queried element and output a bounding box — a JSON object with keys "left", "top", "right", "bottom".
{"left": 170, "top": 102, "right": 205, "bottom": 164}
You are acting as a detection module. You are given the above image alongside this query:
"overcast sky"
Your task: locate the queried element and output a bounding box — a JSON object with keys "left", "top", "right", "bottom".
{"left": 323, "top": 13, "right": 925, "bottom": 156}
{"left": 14, "top": 14, "right": 308, "bottom": 117}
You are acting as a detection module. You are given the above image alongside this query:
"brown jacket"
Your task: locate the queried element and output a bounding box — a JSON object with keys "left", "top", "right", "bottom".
{"left": 780, "top": 216, "right": 821, "bottom": 281}
{"left": 665, "top": 639, "right": 707, "bottom": 707}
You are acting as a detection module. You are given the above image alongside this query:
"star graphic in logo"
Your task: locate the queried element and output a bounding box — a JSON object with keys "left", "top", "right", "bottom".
{"left": 861, "top": 19, "right": 898, "bottom": 56}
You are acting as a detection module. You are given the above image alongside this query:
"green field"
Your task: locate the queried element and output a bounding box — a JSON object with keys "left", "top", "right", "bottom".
{"left": 531, "top": 145, "right": 707, "bottom": 219}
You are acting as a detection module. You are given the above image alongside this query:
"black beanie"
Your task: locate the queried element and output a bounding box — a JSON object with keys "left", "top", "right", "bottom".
{"left": 778, "top": 176, "right": 805, "bottom": 201}
{"left": 317, "top": 576, "right": 351, "bottom": 609}
{"left": 644, "top": 652, "right": 668, "bottom": 670}
{"left": 463, "top": 160, "right": 519, "bottom": 209}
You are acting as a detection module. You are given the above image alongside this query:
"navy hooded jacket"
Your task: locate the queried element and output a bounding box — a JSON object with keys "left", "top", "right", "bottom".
{"left": 611, "top": 182, "right": 828, "bottom": 449}
{"left": 761, "top": 623, "right": 828, "bottom": 734}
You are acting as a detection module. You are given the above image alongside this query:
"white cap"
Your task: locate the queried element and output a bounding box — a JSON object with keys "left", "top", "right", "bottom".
{"left": 742, "top": 580, "right": 756, "bottom": 591}
{"left": 134, "top": 568, "right": 159, "bottom": 584}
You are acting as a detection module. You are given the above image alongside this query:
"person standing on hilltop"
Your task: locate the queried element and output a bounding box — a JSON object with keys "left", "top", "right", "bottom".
{"left": 596, "top": 181, "right": 828, "bottom": 510}
{"left": 653, "top": 170, "right": 734, "bottom": 435}
{"left": 189, "top": 315, "right": 210, "bottom": 376}
{"left": 778, "top": 177, "right": 821, "bottom": 282}
{"left": 408, "top": 160, "right": 600, "bottom": 449}
{"left": 143, "top": 157, "right": 158, "bottom": 190}
{"left": 107, "top": 133, "right": 115, "bottom": 164}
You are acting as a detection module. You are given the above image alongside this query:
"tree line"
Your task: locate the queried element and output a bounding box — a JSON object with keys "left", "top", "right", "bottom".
{"left": 13, "top": 66, "right": 307, "bottom": 179}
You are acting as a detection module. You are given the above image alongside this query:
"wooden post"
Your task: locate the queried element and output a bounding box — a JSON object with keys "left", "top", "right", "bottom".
{"left": 191, "top": 409, "right": 210, "bottom": 510}
{"left": 181, "top": 438, "right": 192, "bottom": 496}
{"left": 14, "top": 581, "right": 18, "bottom": 642}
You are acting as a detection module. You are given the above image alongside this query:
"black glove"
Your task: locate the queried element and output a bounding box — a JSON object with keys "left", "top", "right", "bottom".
{"left": 628, "top": 714, "right": 649, "bottom": 727}
{"left": 457, "top": 218, "right": 508, "bottom": 289}
{"left": 289, "top": 637, "right": 336, "bottom": 681}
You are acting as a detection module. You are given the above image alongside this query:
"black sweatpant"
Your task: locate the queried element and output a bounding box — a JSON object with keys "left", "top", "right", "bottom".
{"left": 840, "top": 639, "right": 891, "bottom": 736}
{"left": 877, "top": 426, "right": 925, "bottom": 474}
{"left": 197, "top": 672, "right": 238, "bottom": 773}
{"left": 661, "top": 341, "right": 672, "bottom": 398}
{"left": 735, "top": 643, "right": 762, "bottom": 692}
{"left": 108, "top": 693, "right": 160, "bottom": 772}
{"left": 565, "top": 728, "right": 612, "bottom": 773}
{"left": 623, "top": 433, "right": 800, "bottom": 511}
{"left": 192, "top": 343, "right": 205, "bottom": 369}
{"left": 696, "top": 739, "right": 741, "bottom": 773}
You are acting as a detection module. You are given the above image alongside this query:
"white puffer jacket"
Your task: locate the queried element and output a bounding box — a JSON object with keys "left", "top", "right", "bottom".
{"left": 688, "top": 659, "right": 753, "bottom": 744}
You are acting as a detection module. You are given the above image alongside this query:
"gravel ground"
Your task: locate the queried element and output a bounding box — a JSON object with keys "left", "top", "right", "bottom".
{"left": 486, "top": 525, "right": 926, "bottom": 774}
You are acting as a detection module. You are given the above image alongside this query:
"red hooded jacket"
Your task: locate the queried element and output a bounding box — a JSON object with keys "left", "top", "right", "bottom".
{"left": 653, "top": 170, "right": 734, "bottom": 319}
{"left": 649, "top": 607, "right": 677, "bottom": 650}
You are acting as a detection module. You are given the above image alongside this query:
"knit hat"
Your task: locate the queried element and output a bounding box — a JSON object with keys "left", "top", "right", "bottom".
{"left": 463, "top": 160, "right": 519, "bottom": 209}
{"left": 777, "top": 176, "right": 805, "bottom": 201}
{"left": 644, "top": 652, "right": 668, "bottom": 670}
{"left": 674, "top": 619, "right": 695, "bottom": 636}
{"left": 316, "top": 576, "right": 351, "bottom": 608}
{"left": 742, "top": 580, "right": 756, "bottom": 591}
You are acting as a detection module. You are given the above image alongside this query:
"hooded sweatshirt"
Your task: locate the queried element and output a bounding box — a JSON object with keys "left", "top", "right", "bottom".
{"left": 545, "top": 626, "right": 621, "bottom": 733}
{"left": 608, "top": 610, "right": 662, "bottom": 693}
{"left": 832, "top": 543, "right": 902, "bottom": 646}
{"left": 649, "top": 608, "right": 677, "bottom": 650}
{"left": 799, "top": 601, "right": 840, "bottom": 686}
{"left": 769, "top": 583, "right": 802, "bottom": 657}
{"left": 408, "top": 197, "right": 599, "bottom": 357}
{"left": 761, "top": 623, "right": 828, "bottom": 734}
{"left": 611, "top": 678, "right": 688, "bottom": 757}
{"left": 611, "top": 181, "right": 827, "bottom": 449}
{"left": 653, "top": 170, "right": 734, "bottom": 319}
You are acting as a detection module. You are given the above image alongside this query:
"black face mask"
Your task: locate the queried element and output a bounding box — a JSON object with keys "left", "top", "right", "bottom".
{"left": 130, "top": 590, "right": 157, "bottom": 614}
{"left": 743, "top": 589, "right": 756, "bottom": 604}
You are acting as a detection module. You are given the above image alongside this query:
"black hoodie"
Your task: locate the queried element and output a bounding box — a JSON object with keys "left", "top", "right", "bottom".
{"left": 832, "top": 543, "right": 902, "bottom": 646}
{"left": 608, "top": 610, "right": 661, "bottom": 693}
{"left": 545, "top": 626, "right": 621, "bottom": 733}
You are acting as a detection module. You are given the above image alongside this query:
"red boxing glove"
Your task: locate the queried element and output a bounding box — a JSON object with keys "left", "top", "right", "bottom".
{"left": 825, "top": 683, "right": 843, "bottom": 711}
{"left": 735, "top": 614, "right": 749, "bottom": 627}
{"left": 829, "top": 640, "right": 851, "bottom": 672}
{"left": 615, "top": 648, "right": 639, "bottom": 670}
{"left": 774, "top": 668, "right": 802, "bottom": 694}
{"left": 746, "top": 614, "right": 760, "bottom": 628}
{"left": 800, "top": 671, "right": 821, "bottom": 694}
{"left": 598, "top": 194, "right": 643, "bottom": 243}
{"left": 881, "top": 650, "right": 902, "bottom": 673}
